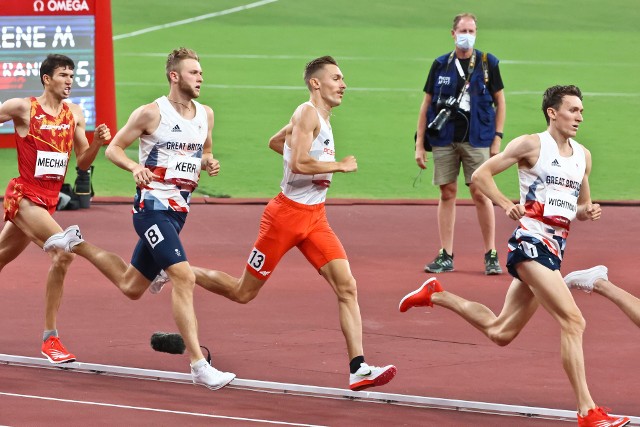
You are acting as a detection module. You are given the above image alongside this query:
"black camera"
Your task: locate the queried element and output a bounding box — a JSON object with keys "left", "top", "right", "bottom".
{"left": 427, "top": 96, "right": 459, "bottom": 137}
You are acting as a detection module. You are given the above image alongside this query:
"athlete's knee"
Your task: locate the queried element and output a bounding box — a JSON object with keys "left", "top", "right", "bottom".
{"left": 488, "top": 330, "right": 516, "bottom": 347}
{"left": 49, "top": 250, "right": 75, "bottom": 272}
{"left": 335, "top": 276, "right": 358, "bottom": 303}
{"left": 122, "top": 286, "right": 145, "bottom": 300}
{"left": 234, "top": 289, "right": 258, "bottom": 304}
{"left": 487, "top": 325, "right": 519, "bottom": 347}
{"left": 560, "top": 311, "right": 586, "bottom": 335}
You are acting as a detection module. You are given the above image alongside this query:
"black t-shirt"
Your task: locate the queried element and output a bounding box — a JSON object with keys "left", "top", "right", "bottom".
{"left": 424, "top": 55, "right": 504, "bottom": 142}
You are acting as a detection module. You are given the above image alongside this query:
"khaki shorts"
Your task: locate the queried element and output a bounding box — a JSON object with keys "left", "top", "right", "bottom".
{"left": 432, "top": 142, "right": 490, "bottom": 186}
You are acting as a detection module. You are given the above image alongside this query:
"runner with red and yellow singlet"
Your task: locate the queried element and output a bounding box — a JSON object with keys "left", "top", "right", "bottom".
{"left": 0, "top": 54, "right": 111, "bottom": 364}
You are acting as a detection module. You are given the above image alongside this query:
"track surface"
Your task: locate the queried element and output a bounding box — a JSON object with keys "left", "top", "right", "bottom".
{"left": 1, "top": 202, "right": 638, "bottom": 425}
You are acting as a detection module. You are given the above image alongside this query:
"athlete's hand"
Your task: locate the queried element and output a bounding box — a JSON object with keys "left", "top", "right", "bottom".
{"left": 582, "top": 203, "right": 602, "bottom": 221}
{"left": 339, "top": 155, "right": 357, "bottom": 173}
{"left": 93, "top": 123, "right": 111, "bottom": 145}
{"left": 203, "top": 157, "right": 220, "bottom": 176}
{"left": 132, "top": 164, "right": 159, "bottom": 186}
{"left": 506, "top": 203, "right": 525, "bottom": 221}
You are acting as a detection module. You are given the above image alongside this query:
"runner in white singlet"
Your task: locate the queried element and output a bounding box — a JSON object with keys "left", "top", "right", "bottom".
{"left": 43, "top": 48, "right": 235, "bottom": 391}
{"left": 400, "top": 85, "right": 629, "bottom": 426}
{"left": 188, "top": 56, "right": 397, "bottom": 392}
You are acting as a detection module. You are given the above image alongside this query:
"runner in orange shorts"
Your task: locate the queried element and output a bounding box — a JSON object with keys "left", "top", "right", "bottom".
{"left": 152, "top": 56, "right": 397, "bottom": 391}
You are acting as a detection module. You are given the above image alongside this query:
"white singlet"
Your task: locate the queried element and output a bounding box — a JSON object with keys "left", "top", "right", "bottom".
{"left": 280, "top": 102, "right": 335, "bottom": 205}
{"left": 517, "top": 130, "right": 587, "bottom": 256}
{"left": 136, "top": 96, "right": 208, "bottom": 212}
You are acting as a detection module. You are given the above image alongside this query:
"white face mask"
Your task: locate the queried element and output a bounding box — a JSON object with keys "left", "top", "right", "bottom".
{"left": 455, "top": 33, "right": 476, "bottom": 50}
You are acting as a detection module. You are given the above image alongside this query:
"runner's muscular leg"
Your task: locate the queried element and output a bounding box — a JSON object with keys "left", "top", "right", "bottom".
{"left": 3, "top": 201, "right": 75, "bottom": 331}
{"left": 44, "top": 248, "right": 75, "bottom": 330}
{"left": 70, "top": 241, "right": 151, "bottom": 299}
{"left": 10, "top": 198, "right": 64, "bottom": 246}
{"left": 0, "top": 221, "right": 32, "bottom": 269}
{"left": 192, "top": 266, "right": 265, "bottom": 304}
{"left": 431, "top": 277, "right": 539, "bottom": 346}
{"left": 515, "top": 261, "right": 595, "bottom": 414}
{"left": 320, "top": 259, "right": 363, "bottom": 359}
{"left": 166, "top": 261, "right": 206, "bottom": 364}
{"left": 593, "top": 279, "right": 640, "bottom": 328}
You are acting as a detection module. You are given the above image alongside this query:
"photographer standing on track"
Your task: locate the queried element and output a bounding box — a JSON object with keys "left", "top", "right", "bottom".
{"left": 415, "top": 13, "right": 506, "bottom": 275}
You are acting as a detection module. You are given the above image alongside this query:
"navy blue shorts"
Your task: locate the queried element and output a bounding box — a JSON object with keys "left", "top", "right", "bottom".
{"left": 506, "top": 229, "right": 563, "bottom": 280}
{"left": 131, "top": 210, "right": 188, "bottom": 281}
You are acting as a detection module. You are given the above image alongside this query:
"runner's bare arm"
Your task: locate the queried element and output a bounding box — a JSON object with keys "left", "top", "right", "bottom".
{"left": 105, "top": 103, "right": 161, "bottom": 184}
{"left": 71, "top": 103, "right": 111, "bottom": 170}
{"left": 576, "top": 148, "right": 601, "bottom": 221}
{"left": 201, "top": 105, "right": 219, "bottom": 177}
{"left": 472, "top": 134, "right": 539, "bottom": 220}
{"left": 289, "top": 104, "right": 356, "bottom": 175}
{"left": 268, "top": 123, "right": 291, "bottom": 155}
{"left": 0, "top": 98, "right": 30, "bottom": 130}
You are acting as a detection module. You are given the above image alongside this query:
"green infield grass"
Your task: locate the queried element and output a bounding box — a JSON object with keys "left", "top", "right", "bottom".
{"left": 1, "top": 0, "right": 638, "bottom": 200}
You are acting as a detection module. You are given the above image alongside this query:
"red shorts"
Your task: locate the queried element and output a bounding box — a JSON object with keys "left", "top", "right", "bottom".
{"left": 245, "top": 193, "right": 347, "bottom": 280}
{"left": 3, "top": 178, "right": 59, "bottom": 222}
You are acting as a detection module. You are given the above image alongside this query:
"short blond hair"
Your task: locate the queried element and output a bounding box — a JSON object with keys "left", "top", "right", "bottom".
{"left": 165, "top": 47, "right": 199, "bottom": 82}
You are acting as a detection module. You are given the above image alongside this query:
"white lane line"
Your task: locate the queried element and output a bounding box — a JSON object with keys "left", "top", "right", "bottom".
{"left": 3, "top": 354, "right": 638, "bottom": 424}
{"left": 0, "top": 391, "right": 326, "bottom": 427}
{"left": 115, "top": 81, "right": 640, "bottom": 97}
{"left": 113, "top": 0, "right": 279, "bottom": 41}
{"left": 117, "top": 52, "right": 638, "bottom": 67}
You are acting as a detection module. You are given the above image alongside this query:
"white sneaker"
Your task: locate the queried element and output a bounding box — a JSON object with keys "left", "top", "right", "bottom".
{"left": 564, "top": 265, "right": 608, "bottom": 293}
{"left": 149, "top": 270, "right": 170, "bottom": 294}
{"left": 43, "top": 225, "right": 84, "bottom": 252}
{"left": 191, "top": 362, "right": 236, "bottom": 390}
{"left": 349, "top": 362, "right": 397, "bottom": 391}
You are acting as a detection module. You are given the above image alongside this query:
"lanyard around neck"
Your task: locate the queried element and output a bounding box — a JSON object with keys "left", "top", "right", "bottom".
{"left": 446, "top": 50, "right": 476, "bottom": 86}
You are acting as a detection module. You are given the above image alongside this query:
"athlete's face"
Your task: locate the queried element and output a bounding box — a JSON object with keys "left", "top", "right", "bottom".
{"left": 175, "top": 59, "right": 203, "bottom": 99}
{"left": 45, "top": 66, "right": 74, "bottom": 99}
{"left": 316, "top": 64, "right": 346, "bottom": 108}
{"left": 548, "top": 95, "right": 584, "bottom": 138}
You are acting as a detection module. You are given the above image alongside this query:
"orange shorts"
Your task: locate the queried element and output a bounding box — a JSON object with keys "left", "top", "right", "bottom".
{"left": 3, "top": 178, "right": 59, "bottom": 222}
{"left": 245, "top": 193, "right": 347, "bottom": 280}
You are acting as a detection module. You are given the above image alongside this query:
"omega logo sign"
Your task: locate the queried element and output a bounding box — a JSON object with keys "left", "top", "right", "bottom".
{"left": 33, "top": 0, "right": 90, "bottom": 13}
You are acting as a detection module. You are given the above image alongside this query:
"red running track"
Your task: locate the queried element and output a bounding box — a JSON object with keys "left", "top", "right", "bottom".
{"left": 1, "top": 201, "right": 638, "bottom": 425}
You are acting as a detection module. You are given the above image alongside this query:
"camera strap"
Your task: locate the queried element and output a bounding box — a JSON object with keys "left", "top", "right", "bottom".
{"left": 452, "top": 50, "right": 476, "bottom": 89}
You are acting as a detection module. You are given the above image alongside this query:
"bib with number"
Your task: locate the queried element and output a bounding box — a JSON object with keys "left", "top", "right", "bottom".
{"left": 34, "top": 150, "right": 68, "bottom": 181}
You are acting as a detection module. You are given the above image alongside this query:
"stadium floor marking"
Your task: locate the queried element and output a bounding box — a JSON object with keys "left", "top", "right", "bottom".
{"left": 113, "top": 0, "right": 279, "bottom": 41}
{"left": 2, "top": 354, "right": 637, "bottom": 424}
{"left": 115, "top": 81, "right": 640, "bottom": 97}
{"left": 0, "top": 392, "right": 324, "bottom": 426}
{"left": 118, "top": 52, "right": 638, "bottom": 68}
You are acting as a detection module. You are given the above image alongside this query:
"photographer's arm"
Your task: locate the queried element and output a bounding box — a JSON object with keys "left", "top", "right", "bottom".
{"left": 415, "top": 93, "right": 432, "bottom": 169}
{"left": 491, "top": 89, "right": 506, "bottom": 157}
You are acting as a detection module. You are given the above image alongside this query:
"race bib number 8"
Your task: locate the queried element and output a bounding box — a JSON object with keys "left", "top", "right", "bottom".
{"left": 144, "top": 224, "right": 165, "bottom": 249}
{"left": 34, "top": 150, "right": 68, "bottom": 180}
